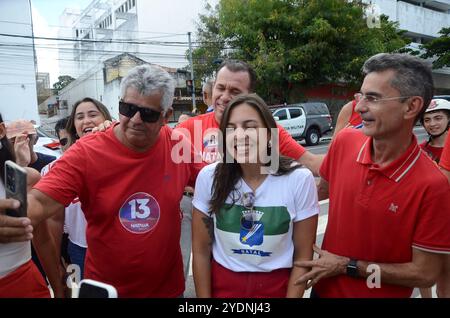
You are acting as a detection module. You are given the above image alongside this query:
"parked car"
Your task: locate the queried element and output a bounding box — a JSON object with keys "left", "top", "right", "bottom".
{"left": 271, "top": 102, "right": 333, "bottom": 146}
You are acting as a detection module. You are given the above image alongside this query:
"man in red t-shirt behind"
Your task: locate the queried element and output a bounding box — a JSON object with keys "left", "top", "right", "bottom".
{"left": 0, "top": 64, "right": 204, "bottom": 297}
{"left": 176, "top": 59, "right": 323, "bottom": 175}
{"left": 295, "top": 53, "right": 450, "bottom": 298}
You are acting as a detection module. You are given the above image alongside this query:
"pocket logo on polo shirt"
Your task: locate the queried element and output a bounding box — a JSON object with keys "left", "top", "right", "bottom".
{"left": 119, "top": 192, "right": 160, "bottom": 234}
{"left": 388, "top": 203, "right": 399, "bottom": 213}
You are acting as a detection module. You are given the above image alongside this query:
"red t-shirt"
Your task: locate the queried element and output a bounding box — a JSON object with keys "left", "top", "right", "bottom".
{"left": 420, "top": 141, "right": 443, "bottom": 163}
{"left": 176, "top": 111, "right": 306, "bottom": 164}
{"left": 348, "top": 100, "right": 363, "bottom": 128}
{"left": 316, "top": 129, "right": 450, "bottom": 298}
{"left": 34, "top": 125, "right": 205, "bottom": 297}
{"left": 440, "top": 135, "right": 450, "bottom": 171}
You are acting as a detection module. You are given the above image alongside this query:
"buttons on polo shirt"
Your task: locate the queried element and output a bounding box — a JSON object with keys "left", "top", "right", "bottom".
{"left": 367, "top": 180, "right": 372, "bottom": 185}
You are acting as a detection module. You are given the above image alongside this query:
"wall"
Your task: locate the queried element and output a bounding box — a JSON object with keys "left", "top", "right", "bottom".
{"left": 0, "top": 0, "right": 40, "bottom": 124}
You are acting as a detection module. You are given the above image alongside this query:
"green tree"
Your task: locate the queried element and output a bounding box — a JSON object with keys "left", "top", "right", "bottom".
{"left": 421, "top": 27, "right": 450, "bottom": 69}
{"left": 191, "top": 0, "right": 409, "bottom": 103}
{"left": 52, "top": 75, "right": 75, "bottom": 93}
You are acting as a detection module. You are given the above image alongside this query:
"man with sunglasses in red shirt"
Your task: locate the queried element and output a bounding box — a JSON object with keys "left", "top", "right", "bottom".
{"left": 0, "top": 64, "right": 205, "bottom": 297}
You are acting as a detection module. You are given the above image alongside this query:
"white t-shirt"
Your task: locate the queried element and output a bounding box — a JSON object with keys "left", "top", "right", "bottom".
{"left": 41, "top": 160, "right": 87, "bottom": 248}
{"left": 0, "top": 180, "right": 31, "bottom": 278}
{"left": 193, "top": 162, "right": 319, "bottom": 272}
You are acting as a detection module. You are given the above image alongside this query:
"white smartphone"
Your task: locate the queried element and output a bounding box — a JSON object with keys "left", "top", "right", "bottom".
{"left": 4, "top": 160, "right": 27, "bottom": 217}
{"left": 77, "top": 279, "right": 118, "bottom": 298}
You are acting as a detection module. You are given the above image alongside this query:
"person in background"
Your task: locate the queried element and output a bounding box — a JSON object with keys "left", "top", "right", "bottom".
{"left": 6, "top": 119, "right": 58, "bottom": 281}
{"left": 6, "top": 119, "right": 56, "bottom": 172}
{"left": 203, "top": 78, "right": 214, "bottom": 113}
{"left": 419, "top": 98, "right": 450, "bottom": 164}
{"left": 0, "top": 113, "right": 63, "bottom": 298}
{"left": 418, "top": 98, "right": 450, "bottom": 298}
{"left": 295, "top": 53, "right": 450, "bottom": 298}
{"left": 177, "top": 59, "right": 324, "bottom": 176}
{"left": 192, "top": 94, "right": 318, "bottom": 298}
{"left": 65, "top": 97, "right": 112, "bottom": 146}
{"left": 437, "top": 134, "right": 450, "bottom": 298}
{"left": 332, "top": 100, "right": 363, "bottom": 138}
{"left": 55, "top": 117, "right": 70, "bottom": 153}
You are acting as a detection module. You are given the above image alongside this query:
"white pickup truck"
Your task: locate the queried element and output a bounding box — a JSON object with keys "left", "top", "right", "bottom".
{"left": 272, "top": 102, "right": 333, "bottom": 146}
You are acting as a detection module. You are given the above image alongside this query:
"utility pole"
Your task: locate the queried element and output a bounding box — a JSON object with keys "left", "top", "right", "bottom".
{"left": 188, "top": 32, "right": 196, "bottom": 110}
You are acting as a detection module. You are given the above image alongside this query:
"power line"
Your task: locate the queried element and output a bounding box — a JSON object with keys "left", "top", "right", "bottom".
{"left": 0, "top": 19, "right": 188, "bottom": 39}
{"left": 0, "top": 32, "right": 226, "bottom": 48}
{"left": 0, "top": 32, "right": 194, "bottom": 47}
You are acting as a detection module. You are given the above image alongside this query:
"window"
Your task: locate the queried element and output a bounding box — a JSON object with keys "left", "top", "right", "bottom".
{"left": 289, "top": 108, "right": 302, "bottom": 119}
{"left": 274, "top": 109, "right": 288, "bottom": 120}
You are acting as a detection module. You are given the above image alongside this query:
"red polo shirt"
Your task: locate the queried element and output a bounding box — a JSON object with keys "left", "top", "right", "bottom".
{"left": 316, "top": 128, "right": 450, "bottom": 298}
{"left": 440, "top": 134, "right": 450, "bottom": 171}
{"left": 176, "top": 112, "right": 306, "bottom": 164}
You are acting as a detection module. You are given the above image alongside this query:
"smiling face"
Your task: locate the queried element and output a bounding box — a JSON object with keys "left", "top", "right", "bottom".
{"left": 423, "top": 110, "right": 449, "bottom": 137}
{"left": 213, "top": 67, "right": 251, "bottom": 124}
{"left": 74, "top": 101, "right": 107, "bottom": 137}
{"left": 225, "top": 102, "right": 269, "bottom": 164}
{"left": 355, "top": 70, "right": 411, "bottom": 140}
{"left": 117, "top": 88, "right": 170, "bottom": 152}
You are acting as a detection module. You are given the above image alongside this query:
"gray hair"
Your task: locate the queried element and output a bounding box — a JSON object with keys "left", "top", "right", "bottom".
{"left": 362, "top": 53, "right": 434, "bottom": 120}
{"left": 120, "top": 64, "right": 175, "bottom": 112}
{"left": 202, "top": 78, "right": 214, "bottom": 94}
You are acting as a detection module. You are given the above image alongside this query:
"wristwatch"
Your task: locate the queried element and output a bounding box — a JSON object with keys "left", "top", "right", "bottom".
{"left": 346, "top": 259, "right": 359, "bottom": 278}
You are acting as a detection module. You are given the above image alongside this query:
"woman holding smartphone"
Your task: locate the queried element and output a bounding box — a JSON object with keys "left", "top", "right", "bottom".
{"left": 192, "top": 94, "right": 319, "bottom": 298}
{"left": 0, "top": 113, "right": 63, "bottom": 297}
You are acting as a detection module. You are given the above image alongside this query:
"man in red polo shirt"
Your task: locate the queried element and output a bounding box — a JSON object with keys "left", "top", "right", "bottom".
{"left": 176, "top": 60, "right": 322, "bottom": 175}
{"left": 295, "top": 53, "right": 450, "bottom": 298}
{"left": 438, "top": 135, "right": 450, "bottom": 298}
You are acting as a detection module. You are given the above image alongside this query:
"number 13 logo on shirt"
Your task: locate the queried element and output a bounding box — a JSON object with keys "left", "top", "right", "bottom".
{"left": 119, "top": 192, "right": 160, "bottom": 234}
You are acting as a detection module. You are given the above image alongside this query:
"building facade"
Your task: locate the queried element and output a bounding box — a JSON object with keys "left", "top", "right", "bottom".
{"left": 0, "top": 0, "right": 40, "bottom": 124}
{"left": 57, "top": 0, "right": 209, "bottom": 119}
{"left": 364, "top": 0, "right": 450, "bottom": 92}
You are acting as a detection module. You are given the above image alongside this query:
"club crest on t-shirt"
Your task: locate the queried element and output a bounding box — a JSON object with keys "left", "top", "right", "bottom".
{"left": 239, "top": 209, "right": 264, "bottom": 247}
{"left": 119, "top": 192, "right": 160, "bottom": 234}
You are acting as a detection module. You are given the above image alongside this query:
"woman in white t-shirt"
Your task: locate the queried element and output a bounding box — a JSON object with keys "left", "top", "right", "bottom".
{"left": 0, "top": 113, "right": 63, "bottom": 297}
{"left": 192, "top": 94, "right": 319, "bottom": 298}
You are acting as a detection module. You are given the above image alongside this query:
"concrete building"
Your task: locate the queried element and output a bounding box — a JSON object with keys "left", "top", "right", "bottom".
{"left": 0, "top": 0, "right": 40, "bottom": 124}
{"left": 58, "top": 53, "right": 195, "bottom": 120}
{"left": 56, "top": 0, "right": 211, "bottom": 119}
{"left": 57, "top": 0, "right": 209, "bottom": 78}
{"left": 364, "top": 0, "right": 450, "bottom": 93}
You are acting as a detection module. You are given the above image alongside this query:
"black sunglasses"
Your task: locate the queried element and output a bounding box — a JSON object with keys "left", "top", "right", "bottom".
{"left": 119, "top": 101, "right": 163, "bottom": 123}
{"left": 59, "top": 138, "right": 68, "bottom": 146}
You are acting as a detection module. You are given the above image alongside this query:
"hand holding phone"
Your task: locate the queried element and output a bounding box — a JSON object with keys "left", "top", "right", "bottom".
{"left": 4, "top": 160, "right": 27, "bottom": 217}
